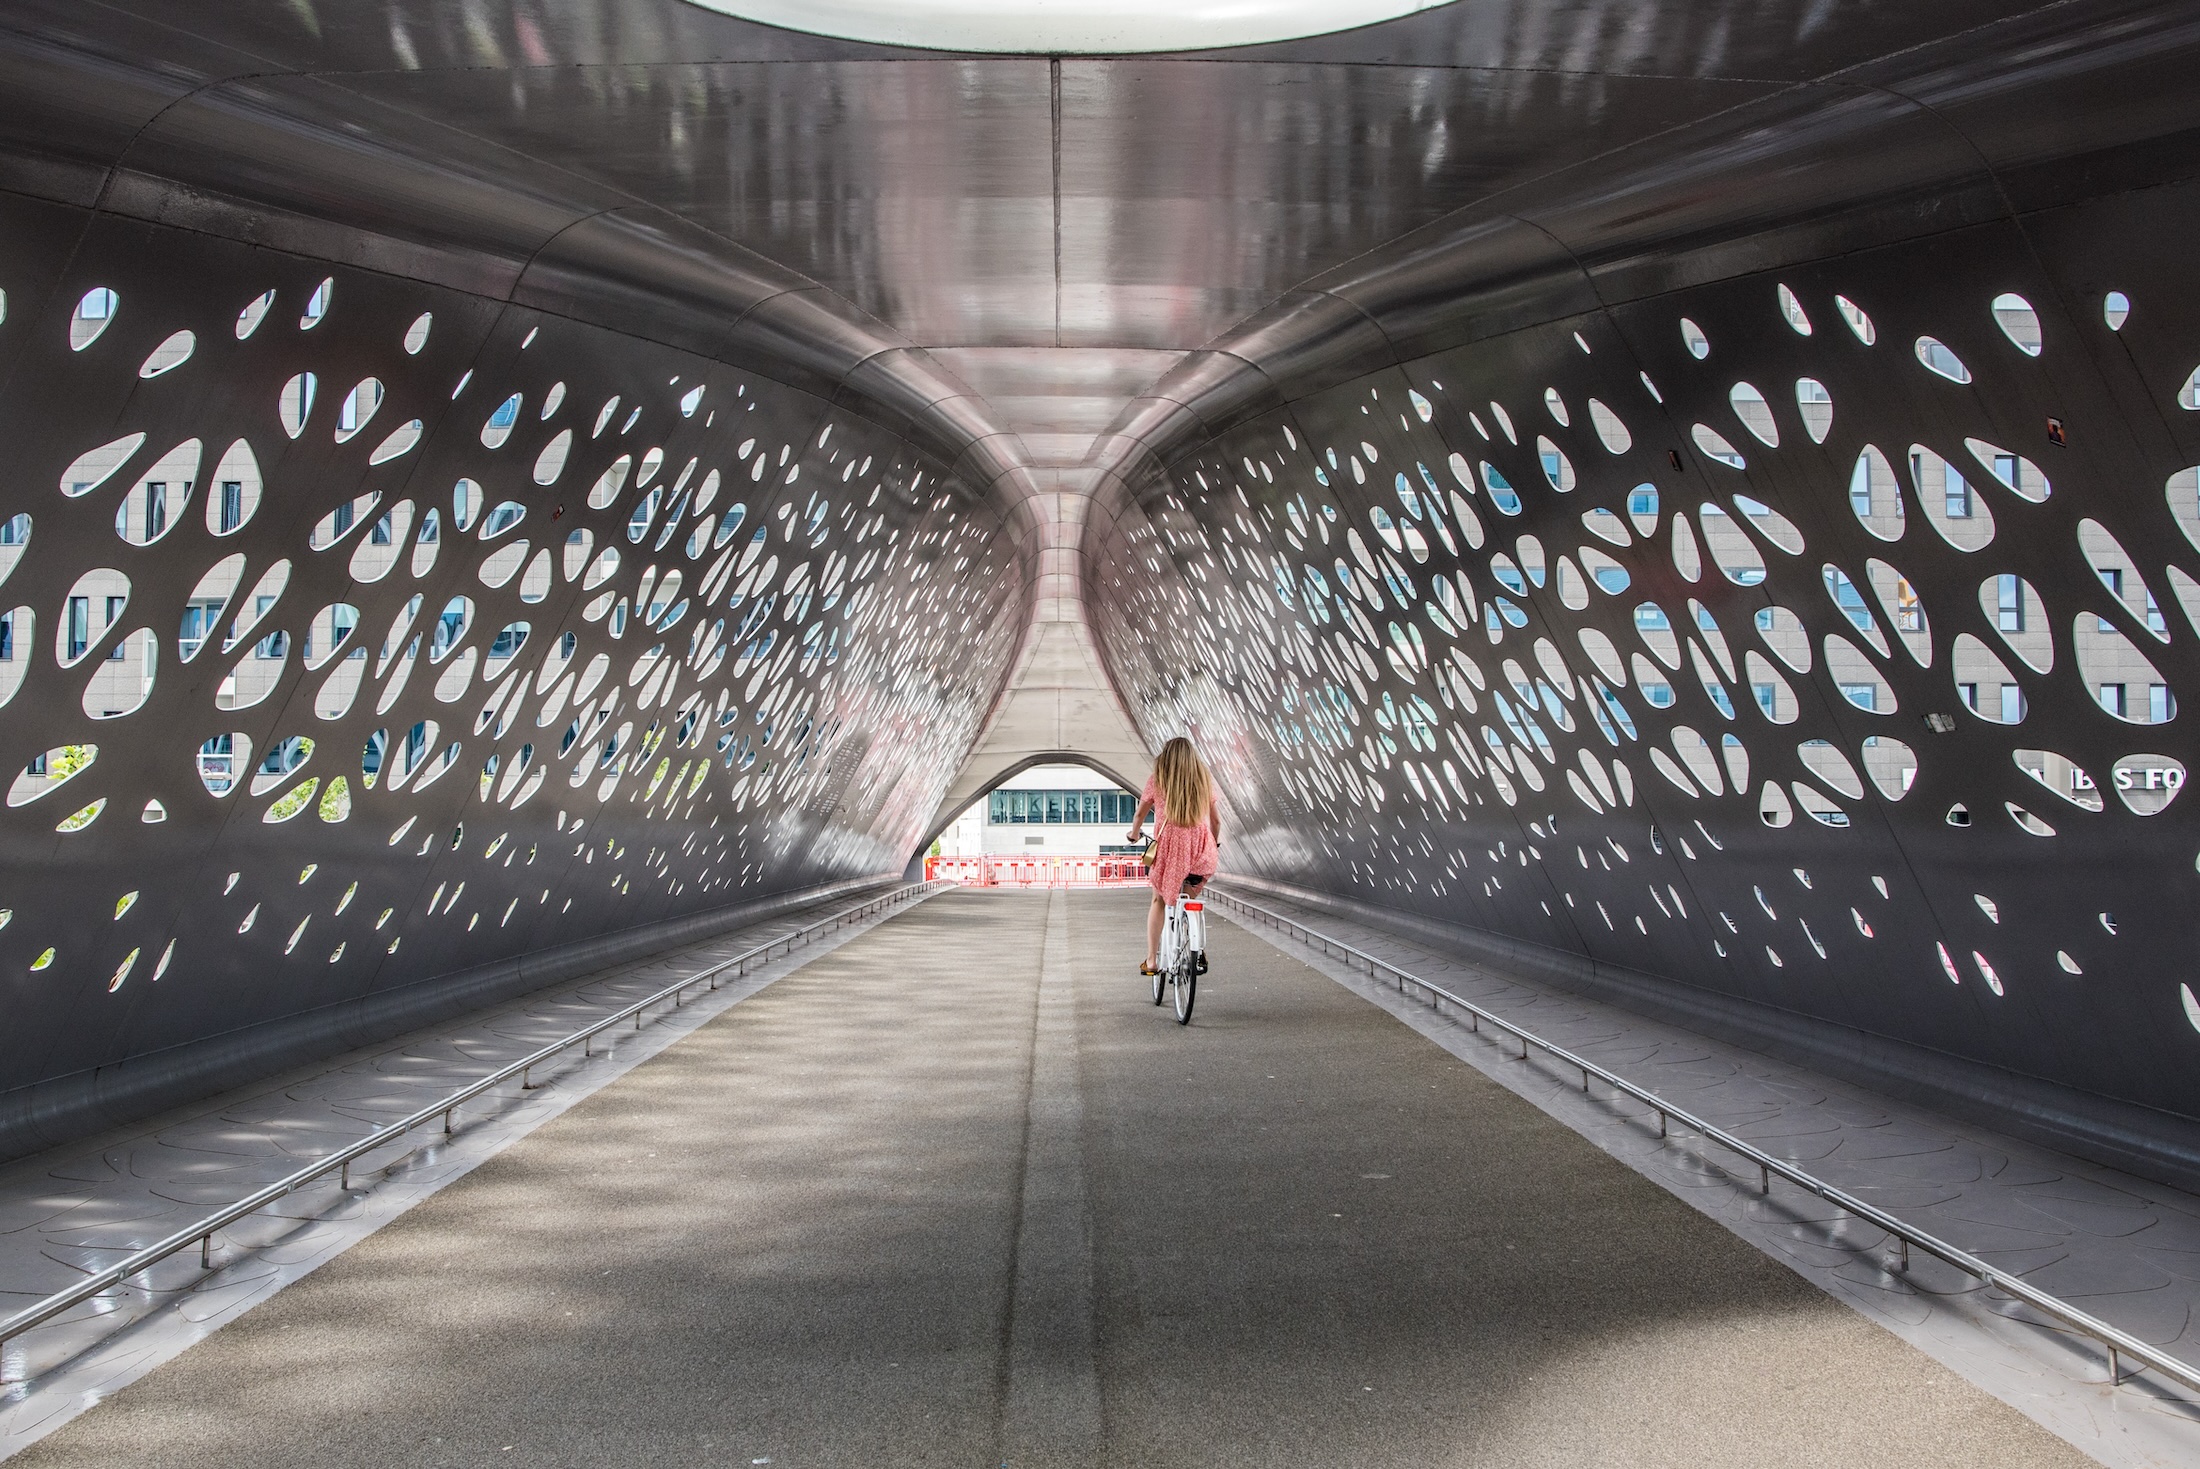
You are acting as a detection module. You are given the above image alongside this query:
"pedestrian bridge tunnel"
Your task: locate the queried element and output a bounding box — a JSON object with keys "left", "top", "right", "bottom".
{"left": 1, "top": 0, "right": 2197, "bottom": 1183}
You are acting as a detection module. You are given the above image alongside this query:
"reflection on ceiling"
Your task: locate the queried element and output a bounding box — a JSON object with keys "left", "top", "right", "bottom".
{"left": 683, "top": 0, "right": 1451, "bottom": 54}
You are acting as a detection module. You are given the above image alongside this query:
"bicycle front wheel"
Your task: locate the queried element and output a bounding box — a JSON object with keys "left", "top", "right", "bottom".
{"left": 1173, "top": 955, "right": 1197, "bottom": 1024}
{"left": 1151, "top": 963, "right": 1165, "bottom": 1005}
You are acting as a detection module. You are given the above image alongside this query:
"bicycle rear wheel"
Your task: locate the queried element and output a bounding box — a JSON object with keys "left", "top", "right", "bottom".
{"left": 1151, "top": 962, "right": 1165, "bottom": 1005}
{"left": 1172, "top": 953, "right": 1197, "bottom": 1024}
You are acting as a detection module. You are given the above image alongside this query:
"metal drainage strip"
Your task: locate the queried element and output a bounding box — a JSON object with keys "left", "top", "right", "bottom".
{"left": 1212, "top": 889, "right": 2200, "bottom": 1398}
{"left": 0, "top": 879, "right": 946, "bottom": 1382}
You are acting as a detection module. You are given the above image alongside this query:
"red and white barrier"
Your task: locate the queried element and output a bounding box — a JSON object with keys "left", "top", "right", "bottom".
{"left": 923, "top": 855, "right": 1151, "bottom": 888}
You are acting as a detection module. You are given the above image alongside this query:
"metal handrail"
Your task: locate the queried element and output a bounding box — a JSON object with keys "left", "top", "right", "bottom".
{"left": 0, "top": 879, "right": 944, "bottom": 1382}
{"left": 1213, "top": 888, "right": 2200, "bottom": 1397}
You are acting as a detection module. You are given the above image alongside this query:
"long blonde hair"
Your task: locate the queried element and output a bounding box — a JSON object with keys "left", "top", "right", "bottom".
{"left": 1154, "top": 737, "right": 1214, "bottom": 828}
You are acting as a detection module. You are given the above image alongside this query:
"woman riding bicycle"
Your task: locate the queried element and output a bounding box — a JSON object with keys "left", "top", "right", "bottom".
{"left": 1125, "top": 736, "right": 1222, "bottom": 977}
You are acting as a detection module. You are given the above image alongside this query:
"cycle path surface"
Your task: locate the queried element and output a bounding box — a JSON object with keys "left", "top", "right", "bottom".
{"left": 12, "top": 888, "right": 2086, "bottom": 1467}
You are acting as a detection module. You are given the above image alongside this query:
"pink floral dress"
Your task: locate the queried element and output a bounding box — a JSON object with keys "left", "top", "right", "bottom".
{"left": 1142, "top": 775, "right": 1219, "bottom": 897}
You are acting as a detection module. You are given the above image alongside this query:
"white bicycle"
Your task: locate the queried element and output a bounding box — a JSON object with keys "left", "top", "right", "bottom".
{"left": 1150, "top": 880, "right": 1207, "bottom": 1024}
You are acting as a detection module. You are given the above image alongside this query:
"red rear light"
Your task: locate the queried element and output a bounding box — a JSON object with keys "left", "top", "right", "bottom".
{"left": 1184, "top": 901, "right": 1203, "bottom": 912}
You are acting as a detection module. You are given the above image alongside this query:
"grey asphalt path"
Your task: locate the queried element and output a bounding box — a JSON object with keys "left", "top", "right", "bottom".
{"left": 13, "top": 888, "right": 2091, "bottom": 1468}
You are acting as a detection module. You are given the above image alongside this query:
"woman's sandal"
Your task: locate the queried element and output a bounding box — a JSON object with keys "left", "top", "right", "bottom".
{"left": 1139, "top": 961, "right": 1160, "bottom": 976}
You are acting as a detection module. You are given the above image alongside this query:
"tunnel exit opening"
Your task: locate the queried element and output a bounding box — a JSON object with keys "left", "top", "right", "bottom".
{"left": 926, "top": 761, "right": 1150, "bottom": 888}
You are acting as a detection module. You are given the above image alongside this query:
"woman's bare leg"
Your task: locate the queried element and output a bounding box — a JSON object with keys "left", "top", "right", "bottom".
{"left": 1146, "top": 893, "right": 1165, "bottom": 968}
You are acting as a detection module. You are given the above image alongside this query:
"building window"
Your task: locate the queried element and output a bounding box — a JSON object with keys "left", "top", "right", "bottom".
{"left": 1754, "top": 683, "right": 1777, "bottom": 717}
{"left": 261, "top": 736, "right": 307, "bottom": 775}
{"left": 219, "top": 480, "right": 243, "bottom": 533}
{"left": 1999, "top": 683, "right": 2024, "bottom": 722}
{"left": 1629, "top": 487, "right": 1658, "bottom": 517}
{"left": 1827, "top": 570, "right": 1871, "bottom": 631}
{"left": 1642, "top": 682, "right": 1674, "bottom": 708}
{"left": 370, "top": 511, "right": 394, "bottom": 546}
{"left": 0, "top": 514, "right": 25, "bottom": 547}
{"left": 1840, "top": 682, "right": 1877, "bottom": 712}
{"left": 2147, "top": 592, "right": 2167, "bottom": 635}
{"left": 0, "top": 611, "right": 12, "bottom": 661}
{"left": 104, "top": 596, "right": 127, "bottom": 660}
{"left": 254, "top": 595, "right": 285, "bottom": 659}
{"left": 66, "top": 595, "right": 89, "bottom": 660}
{"left": 1634, "top": 605, "right": 1669, "bottom": 630}
{"left": 1944, "top": 468, "right": 1972, "bottom": 519}
{"left": 2099, "top": 568, "right": 2123, "bottom": 631}
{"left": 1996, "top": 574, "right": 2024, "bottom": 631}
{"left": 1958, "top": 682, "right": 1978, "bottom": 711}
{"left": 2099, "top": 683, "right": 2127, "bottom": 717}
{"left": 988, "top": 787, "right": 1136, "bottom": 826}
{"left": 1993, "top": 452, "right": 2019, "bottom": 490}
{"left": 433, "top": 606, "right": 466, "bottom": 658}
{"left": 1849, "top": 456, "right": 1872, "bottom": 518}
{"left": 2150, "top": 684, "right": 2175, "bottom": 723}
{"left": 180, "top": 600, "right": 222, "bottom": 660}
{"left": 198, "top": 733, "right": 234, "bottom": 793}
{"left": 144, "top": 482, "right": 167, "bottom": 541}
{"left": 332, "top": 500, "right": 355, "bottom": 539}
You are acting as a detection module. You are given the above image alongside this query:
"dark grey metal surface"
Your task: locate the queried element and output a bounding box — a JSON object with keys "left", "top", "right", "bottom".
{"left": 0, "top": 215, "right": 1025, "bottom": 1157}
{"left": 0, "top": 0, "right": 2197, "bottom": 1165}
{"left": 1086, "top": 1, "right": 2200, "bottom": 1134}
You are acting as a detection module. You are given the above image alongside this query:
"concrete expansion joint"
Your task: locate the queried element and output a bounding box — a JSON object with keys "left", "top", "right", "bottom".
{"left": 997, "top": 889, "right": 1102, "bottom": 1466}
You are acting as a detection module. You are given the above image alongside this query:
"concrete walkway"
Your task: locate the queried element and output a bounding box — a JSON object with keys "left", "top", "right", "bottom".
{"left": 14, "top": 889, "right": 2087, "bottom": 1467}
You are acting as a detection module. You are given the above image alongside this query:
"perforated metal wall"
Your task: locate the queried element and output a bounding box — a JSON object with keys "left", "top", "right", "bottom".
{"left": 0, "top": 213, "right": 1023, "bottom": 1124}
{"left": 1089, "top": 200, "right": 2200, "bottom": 1121}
